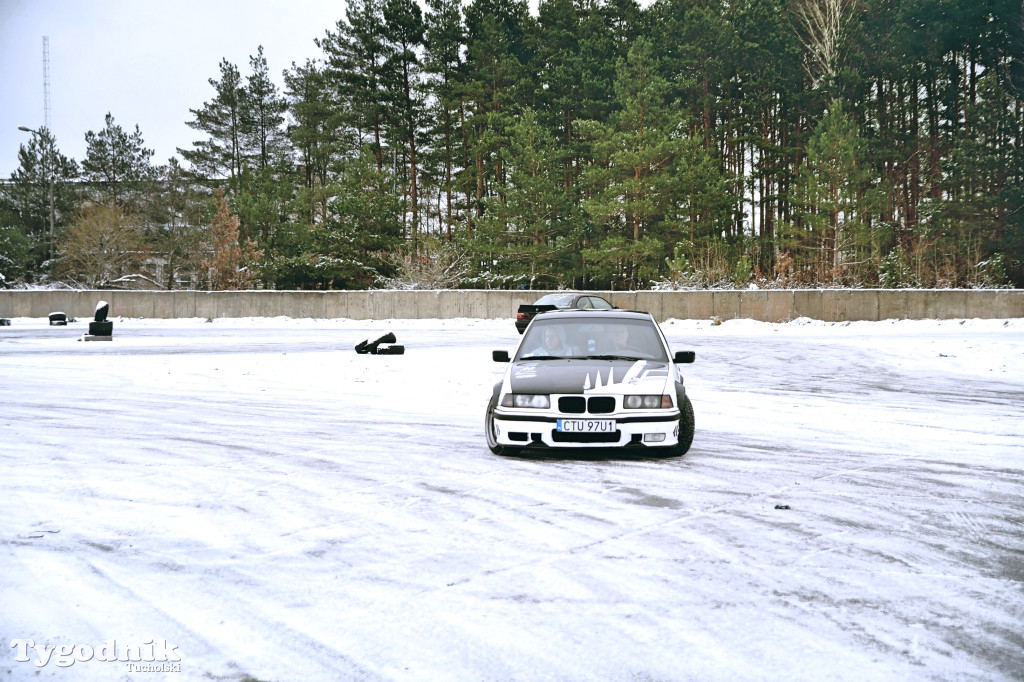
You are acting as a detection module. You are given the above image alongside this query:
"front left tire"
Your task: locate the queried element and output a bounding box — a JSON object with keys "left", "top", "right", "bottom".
{"left": 672, "top": 395, "right": 695, "bottom": 456}
{"left": 485, "top": 394, "right": 519, "bottom": 456}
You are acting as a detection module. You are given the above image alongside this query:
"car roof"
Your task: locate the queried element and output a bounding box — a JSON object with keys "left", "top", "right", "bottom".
{"left": 531, "top": 308, "right": 652, "bottom": 322}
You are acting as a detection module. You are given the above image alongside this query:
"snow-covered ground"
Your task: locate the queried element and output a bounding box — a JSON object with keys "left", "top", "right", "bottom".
{"left": 1, "top": 315, "right": 1022, "bottom": 682}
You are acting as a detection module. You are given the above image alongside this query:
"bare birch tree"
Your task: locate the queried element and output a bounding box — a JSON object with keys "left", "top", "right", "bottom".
{"left": 792, "top": 0, "right": 858, "bottom": 90}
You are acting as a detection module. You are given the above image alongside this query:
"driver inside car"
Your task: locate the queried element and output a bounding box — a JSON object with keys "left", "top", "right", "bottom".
{"left": 601, "top": 324, "right": 630, "bottom": 353}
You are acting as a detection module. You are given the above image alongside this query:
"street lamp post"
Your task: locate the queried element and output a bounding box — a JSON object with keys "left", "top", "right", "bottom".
{"left": 18, "top": 125, "right": 56, "bottom": 262}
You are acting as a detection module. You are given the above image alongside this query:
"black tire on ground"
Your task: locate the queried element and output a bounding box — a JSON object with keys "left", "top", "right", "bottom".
{"left": 672, "top": 395, "right": 695, "bottom": 456}
{"left": 485, "top": 396, "right": 518, "bottom": 456}
{"left": 89, "top": 321, "right": 113, "bottom": 336}
{"left": 367, "top": 332, "right": 397, "bottom": 354}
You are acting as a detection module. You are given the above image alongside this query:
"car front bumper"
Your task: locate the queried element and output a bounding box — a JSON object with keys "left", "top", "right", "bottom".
{"left": 492, "top": 410, "right": 681, "bottom": 448}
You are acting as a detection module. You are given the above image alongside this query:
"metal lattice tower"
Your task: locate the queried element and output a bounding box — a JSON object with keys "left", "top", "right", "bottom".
{"left": 43, "top": 36, "right": 51, "bottom": 130}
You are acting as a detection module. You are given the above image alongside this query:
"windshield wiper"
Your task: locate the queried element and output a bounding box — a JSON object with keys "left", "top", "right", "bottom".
{"left": 586, "top": 354, "right": 645, "bottom": 361}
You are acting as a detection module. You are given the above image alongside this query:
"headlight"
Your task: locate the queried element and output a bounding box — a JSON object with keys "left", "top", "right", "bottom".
{"left": 625, "top": 395, "right": 672, "bottom": 409}
{"left": 501, "top": 394, "right": 550, "bottom": 408}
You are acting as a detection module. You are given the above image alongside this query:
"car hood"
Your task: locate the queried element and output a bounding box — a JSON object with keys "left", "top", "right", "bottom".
{"left": 508, "top": 358, "right": 671, "bottom": 395}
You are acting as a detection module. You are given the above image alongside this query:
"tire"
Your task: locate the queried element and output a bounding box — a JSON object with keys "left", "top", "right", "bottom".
{"left": 485, "top": 396, "right": 518, "bottom": 456}
{"left": 652, "top": 395, "right": 694, "bottom": 458}
{"left": 89, "top": 321, "right": 113, "bottom": 336}
{"left": 672, "top": 395, "right": 695, "bottom": 456}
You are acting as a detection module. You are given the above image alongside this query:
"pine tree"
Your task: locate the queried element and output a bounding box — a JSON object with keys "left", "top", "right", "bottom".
{"left": 796, "top": 100, "right": 870, "bottom": 282}
{"left": 317, "top": 0, "right": 392, "bottom": 172}
{"left": 461, "top": 0, "right": 536, "bottom": 229}
{"left": 579, "top": 38, "right": 684, "bottom": 288}
{"left": 382, "top": 0, "right": 427, "bottom": 239}
{"left": 533, "top": 0, "right": 622, "bottom": 211}
{"left": 650, "top": 0, "right": 738, "bottom": 149}
{"left": 477, "top": 108, "right": 574, "bottom": 287}
{"left": 326, "top": 147, "right": 404, "bottom": 287}
{"left": 181, "top": 60, "right": 247, "bottom": 183}
{"left": 730, "top": 0, "right": 805, "bottom": 250}
{"left": 941, "top": 72, "right": 1024, "bottom": 285}
{"left": 81, "top": 113, "right": 156, "bottom": 211}
{"left": 423, "top": 0, "right": 466, "bottom": 238}
{"left": 284, "top": 59, "right": 351, "bottom": 205}
{"left": 244, "top": 46, "right": 289, "bottom": 171}
{"left": 147, "top": 158, "right": 208, "bottom": 289}
{"left": 3, "top": 127, "right": 79, "bottom": 274}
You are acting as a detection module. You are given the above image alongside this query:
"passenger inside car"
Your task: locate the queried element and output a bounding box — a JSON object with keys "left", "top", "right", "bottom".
{"left": 522, "top": 325, "right": 572, "bottom": 357}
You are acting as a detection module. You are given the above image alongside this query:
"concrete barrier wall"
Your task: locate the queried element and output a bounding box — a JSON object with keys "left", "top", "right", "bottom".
{"left": 1, "top": 289, "right": 1022, "bottom": 322}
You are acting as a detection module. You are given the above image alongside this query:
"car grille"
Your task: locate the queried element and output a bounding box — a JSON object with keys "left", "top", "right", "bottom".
{"left": 557, "top": 396, "right": 616, "bottom": 414}
{"left": 558, "top": 397, "right": 585, "bottom": 413}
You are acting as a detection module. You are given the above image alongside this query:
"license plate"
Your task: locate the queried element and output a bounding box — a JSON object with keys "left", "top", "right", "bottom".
{"left": 556, "top": 419, "right": 616, "bottom": 433}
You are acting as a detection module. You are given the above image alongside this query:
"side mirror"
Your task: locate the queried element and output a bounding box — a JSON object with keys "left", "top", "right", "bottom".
{"left": 492, "top": 350, "right": 510, "bottom": 363}
{"left": 674, "top": 350, "right": 695, "bottom": 364}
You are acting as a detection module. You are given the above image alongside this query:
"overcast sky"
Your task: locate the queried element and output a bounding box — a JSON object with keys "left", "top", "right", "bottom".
{"left": 0, "top": 0, "right": 347, "bottom": 178}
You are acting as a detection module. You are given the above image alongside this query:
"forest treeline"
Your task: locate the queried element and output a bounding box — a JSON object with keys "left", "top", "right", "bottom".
{"left": 2, "top": 0, "right": 1023, "bottom": 291}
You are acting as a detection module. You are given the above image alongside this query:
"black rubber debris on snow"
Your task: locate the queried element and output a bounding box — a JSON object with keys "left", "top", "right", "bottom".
{"left": 367, "top": 332, "right": 396, "bottom": 353}
{"left": 355, "top": 332, "right": 404, "bottom": 355}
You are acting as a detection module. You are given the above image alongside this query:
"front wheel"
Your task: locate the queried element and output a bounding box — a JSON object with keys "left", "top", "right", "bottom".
{"left": 669, "top": 395, "right": 695, "bottom": 456}
{"left": 485, "top": 398, "right": 519, "bottom": 456}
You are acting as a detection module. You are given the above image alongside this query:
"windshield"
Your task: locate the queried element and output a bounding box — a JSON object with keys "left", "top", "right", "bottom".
{"left": 517, "top": 317, "right": 668, "bottom": 361}
{"left": 533, "top": 293, "right": 576, "bottom": 306}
